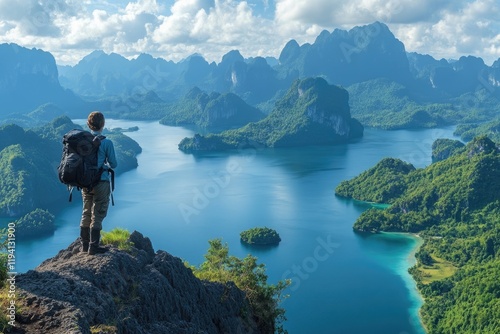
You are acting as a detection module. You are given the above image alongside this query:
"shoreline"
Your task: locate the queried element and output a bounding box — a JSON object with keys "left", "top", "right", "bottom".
{"left": 379, "top": 232, "right": 427, "bottom": 334}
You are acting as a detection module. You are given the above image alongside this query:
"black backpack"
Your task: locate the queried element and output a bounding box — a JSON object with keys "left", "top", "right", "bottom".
{"left": 58, "top": 129, "right": 105, "bottom": 200}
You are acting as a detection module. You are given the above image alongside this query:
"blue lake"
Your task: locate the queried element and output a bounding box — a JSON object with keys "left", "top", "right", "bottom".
{"left": 16, "top": 120, "right": 458, "bottom": 333}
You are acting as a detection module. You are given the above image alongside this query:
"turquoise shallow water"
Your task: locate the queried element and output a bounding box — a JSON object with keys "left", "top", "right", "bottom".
{"left": 14, "top": 120, "right": 457, "bottom": 333}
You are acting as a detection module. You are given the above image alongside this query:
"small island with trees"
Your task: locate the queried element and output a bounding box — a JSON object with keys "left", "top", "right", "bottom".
{"left": 240, "top": 227, "right": 281, "bottom": 246}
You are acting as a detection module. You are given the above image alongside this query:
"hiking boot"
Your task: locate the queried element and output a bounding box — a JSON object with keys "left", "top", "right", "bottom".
{"left": 80, "top": 227, "right": 90, "bottom": 253}
{"left": 88, "top": 228, "right": 108, "bottom": 255}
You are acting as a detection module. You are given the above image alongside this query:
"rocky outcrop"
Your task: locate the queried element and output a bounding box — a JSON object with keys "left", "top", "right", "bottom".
{"left": 14, "top": 231, "right": 261, "bottom": 334}
{"left": 466, "top": 135, "right": 499, "bottom": 158}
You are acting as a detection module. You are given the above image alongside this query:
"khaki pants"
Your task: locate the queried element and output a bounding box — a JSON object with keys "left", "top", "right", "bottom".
{"left": 80, "top": 181, "right": 111, "bottom": 231}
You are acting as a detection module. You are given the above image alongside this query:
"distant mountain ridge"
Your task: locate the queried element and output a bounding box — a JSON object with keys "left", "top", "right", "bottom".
{"left": 56, "top": 22, "right": 500, "bottom": 103}
{"left": 2, "top": 22, "right": 500, "bottom": 129}
{"left": 58, "top": 50, "right": 180, "bottom": 98}
{"left": 279, "top": 22, "right": 412, "bottom": 86}
{"left": 58, "top": 48, "right": 285, "bottom": 106}
{"left": 56, "top": 22, "right": 500, "bottom": 130}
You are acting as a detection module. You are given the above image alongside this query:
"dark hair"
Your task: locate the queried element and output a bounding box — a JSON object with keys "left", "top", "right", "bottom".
{"left": 87, "top": 111, "right": 105, "bottom": 131}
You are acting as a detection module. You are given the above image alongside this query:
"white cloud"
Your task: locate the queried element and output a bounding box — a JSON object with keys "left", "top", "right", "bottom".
{"left": 152, "top": 0, "right": 281, "bottom": 62}
{"left": 0, "top": 0, "right": 498, "bottom": 65}
{"left": 274, "top": 0, "right": 454, "bottom": 28}
{"left": 391, "top": 0, "right": 500, "bottom": 63}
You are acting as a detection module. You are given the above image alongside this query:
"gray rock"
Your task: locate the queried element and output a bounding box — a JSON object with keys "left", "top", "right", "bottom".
{"left": 14, "top": 231, "right": 262, "bottom": 334}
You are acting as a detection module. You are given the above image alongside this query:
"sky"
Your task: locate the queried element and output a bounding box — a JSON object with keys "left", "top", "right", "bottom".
{"left": 0, "top": 0, "right": 499, "bottom": 66}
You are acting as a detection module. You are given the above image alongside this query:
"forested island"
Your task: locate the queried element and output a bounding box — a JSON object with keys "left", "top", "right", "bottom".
{"left": 335, "top": 135, "right": 500, "bottom": 333}
{"left": 240, "top": 227, "right": 281, "bottom": 246}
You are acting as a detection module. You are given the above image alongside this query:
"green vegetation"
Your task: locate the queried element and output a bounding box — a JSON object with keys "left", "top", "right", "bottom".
{"left": 90, "top": 324, "right": 118, "bottom": 333}
{"left": 159, "top": 87, "right": 264, "bottom": 129}
{"left": 339, "top": 136, "right": 500, "bottom": 232}
{"left": 409, "top": 256, "right": 500, "bottom": 333}
{"left": 0, "top": 122, "right": 61, "bottom": 216}
{"left": 0, "top": 145, "right": 31, "bottom": 216}
{"left": 412, "top": 254, "right": 457, "bottom": 285}
{"left": 188, "top": 239, "right": 290, "bottom": 333}
{"left": 101, "top": 228, "right": 133, "bottom": 252}
{"left": 431, "top": 138, "right": 465, "bottom": 162}
{"left": 240, "top": 227, "right": 281, "bottom": 245}
{"left": 109, "top": 126, "right": 139, "bottom": 133}
{"left": 336, "top": 135, "right": 500, "bottom": 333}
{"left": 336, "top": 158, "right": 415, "bottom": 204}
{"left": 178, "top": 77, "right": 363, "bottom": 152}
{"left": 347, "top": 78, "right": 448, "bottom": 129}
{"left": 15, "top": 209, "right": 55, "bottom": 238}
{"left": 347, "top": 78, "right": 500, "bottom": 129}
{"left": 455, "top": 118, "right": 500, "bottom": 142}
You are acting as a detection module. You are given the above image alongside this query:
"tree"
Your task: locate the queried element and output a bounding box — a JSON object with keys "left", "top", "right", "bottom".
{"left": 191, "top": 239, "right": 290, "bottom": 334}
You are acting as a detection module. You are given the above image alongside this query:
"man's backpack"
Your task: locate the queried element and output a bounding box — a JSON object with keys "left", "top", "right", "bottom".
{"left": 58, "top": 129, "right": 104, "bottom": 200}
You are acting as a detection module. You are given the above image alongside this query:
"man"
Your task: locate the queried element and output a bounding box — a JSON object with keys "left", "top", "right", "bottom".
{"left": 80, "top": 111, "right": 118, "bottom": 255}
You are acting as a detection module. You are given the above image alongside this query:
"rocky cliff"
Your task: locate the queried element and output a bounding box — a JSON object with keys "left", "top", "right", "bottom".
{"left": 0, "top": 43, "right": 82, "bottom": 116}
{"left": 13, "top": 231, "right": 262, "bottom": 334}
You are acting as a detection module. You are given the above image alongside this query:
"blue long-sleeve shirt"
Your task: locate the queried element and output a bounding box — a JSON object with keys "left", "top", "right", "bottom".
{"left": 91, "top": 130, "right": 117, "bottom": 181}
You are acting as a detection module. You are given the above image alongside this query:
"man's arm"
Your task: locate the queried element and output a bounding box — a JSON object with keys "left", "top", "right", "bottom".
{"left": 106, "top": 140, "right": 118, "bottom": 169}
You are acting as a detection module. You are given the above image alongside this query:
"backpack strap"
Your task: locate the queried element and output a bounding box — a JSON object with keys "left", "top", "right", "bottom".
{"left": 109, "top": 168, "right": 115, "bottom": 206}
{"left": 68, "top": 186, "right": 74, "bottom": 202}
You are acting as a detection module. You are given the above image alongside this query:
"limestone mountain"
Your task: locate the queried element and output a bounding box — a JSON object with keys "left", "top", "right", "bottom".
{"left": 210, "top": 50, "right": 285, "bottom": 105}
{"left": 278, "top": 22, "right": 412, "bottom": 86}
{"left": 0, "top": 43, "right": 86, "bottom": 118}
{"left": 59, "top": 49, "right": 284, "bottom": 107}
{"left": 178, "top": 77, "right": 363, "bottom": 152}
{"left": 159, "top": 87, "right": 265, "bottom": 129}
{"left": 15, "top": 231, "right": 265, "bottom": 333}
{"left": 58, "top": 50, "right": 179, "bottom": 99}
